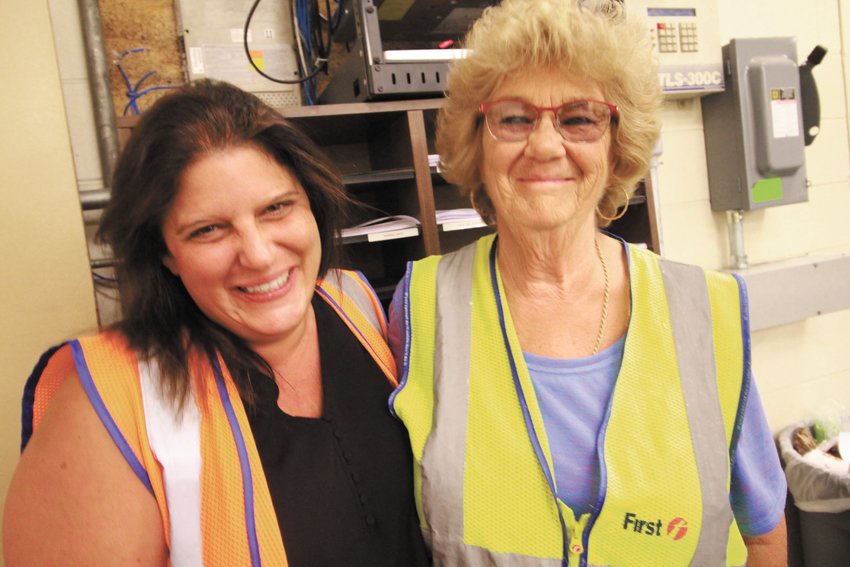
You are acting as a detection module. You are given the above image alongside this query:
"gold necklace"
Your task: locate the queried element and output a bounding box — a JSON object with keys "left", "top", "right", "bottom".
{"left": 592, "top": 236, "right": 610, "bottom": 355}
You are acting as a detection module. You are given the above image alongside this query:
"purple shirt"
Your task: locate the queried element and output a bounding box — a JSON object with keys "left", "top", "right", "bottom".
{"left": 389, "top": 242, "right": 787, "bottom": 539}
{"left": 525, "top": 339, "right": 786, "bottom": 537}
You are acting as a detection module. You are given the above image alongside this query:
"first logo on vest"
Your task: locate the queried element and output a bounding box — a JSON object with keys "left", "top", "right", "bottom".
{"left": 623, "top": 513, "right": 689, "bottom": 541}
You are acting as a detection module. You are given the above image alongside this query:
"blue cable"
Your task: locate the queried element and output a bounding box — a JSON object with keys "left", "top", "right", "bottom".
{"left": 115, "top": 48, "right": 176, "bottom": 115}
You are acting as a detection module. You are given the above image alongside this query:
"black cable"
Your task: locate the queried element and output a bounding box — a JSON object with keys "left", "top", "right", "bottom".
{"left": 310, "top": 0, "right": 325, "bottom": 60}
{"left": 315, "top": 0, "right": 335, "bottom": 63}
{"left": 243, "top": 0, "right": 326, "bottom": 85}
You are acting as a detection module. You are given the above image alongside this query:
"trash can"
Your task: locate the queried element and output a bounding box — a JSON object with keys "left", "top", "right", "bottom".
{"left": 777, "top": 423, "right": 850, "bottom": 567}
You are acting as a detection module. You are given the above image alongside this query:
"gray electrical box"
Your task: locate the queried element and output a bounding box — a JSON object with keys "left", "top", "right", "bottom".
{"left": 701, "top": 37, "right": 808, "bottom": 211}
{"left": 175, "top": 0, "right": 301, "bottom": 108}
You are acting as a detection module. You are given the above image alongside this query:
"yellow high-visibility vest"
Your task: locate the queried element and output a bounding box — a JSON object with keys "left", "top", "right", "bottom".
{"left": 392, "top": 234, "right": 749, "bottom": 566}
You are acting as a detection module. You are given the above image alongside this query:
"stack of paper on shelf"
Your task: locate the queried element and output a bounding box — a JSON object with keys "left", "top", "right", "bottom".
{"left": 436, "top": 208, "right": 486, "bottom": 232}
{"left": 341, "top": 215, "right": 421, "bottom": 242}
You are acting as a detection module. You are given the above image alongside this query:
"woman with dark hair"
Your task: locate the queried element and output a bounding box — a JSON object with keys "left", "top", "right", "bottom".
{"left": 4, "top": 80, "right": 430, "bottom": 567}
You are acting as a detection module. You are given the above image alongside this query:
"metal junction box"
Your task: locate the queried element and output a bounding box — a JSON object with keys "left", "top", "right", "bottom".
{"left": 175, "top": 0, "right": 301, "bottom": 108}
{"left": 701, "top": 37, "right": 808, "bottom": 211}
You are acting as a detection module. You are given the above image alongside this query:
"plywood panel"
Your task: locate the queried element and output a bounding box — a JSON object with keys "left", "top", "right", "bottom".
{"left": 99, "top": 0, "right": 185, "bottom": 117}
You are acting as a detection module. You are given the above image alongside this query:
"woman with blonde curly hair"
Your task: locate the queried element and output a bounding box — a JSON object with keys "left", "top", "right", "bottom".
{"left": 388, "top": 0, "right": 787, "bottom": 565}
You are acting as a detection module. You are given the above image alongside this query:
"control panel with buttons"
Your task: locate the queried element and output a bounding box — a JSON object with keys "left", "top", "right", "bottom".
{"left": 627, "top": 0, "right": 724, "bottom": 97}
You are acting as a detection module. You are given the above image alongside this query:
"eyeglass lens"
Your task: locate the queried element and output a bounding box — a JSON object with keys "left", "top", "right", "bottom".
{"left": 485, "top": 100, "right": 614, "bottom": 143}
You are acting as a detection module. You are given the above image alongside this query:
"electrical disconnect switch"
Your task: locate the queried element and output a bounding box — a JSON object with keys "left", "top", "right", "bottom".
{"left": 701, "top": 37, "right": 823, "bottom": 212}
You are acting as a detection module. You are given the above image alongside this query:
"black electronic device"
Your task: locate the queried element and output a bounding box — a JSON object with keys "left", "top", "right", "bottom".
{"left": 320, "top": 0, "right": 497, "bottom": 103}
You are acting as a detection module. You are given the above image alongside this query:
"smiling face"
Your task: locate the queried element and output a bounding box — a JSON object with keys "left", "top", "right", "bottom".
{"left": 162, "top": 145, "right": 321, "bottom": 349}
{"left": 481, "top": 67, "right": 613, "bottom": 236}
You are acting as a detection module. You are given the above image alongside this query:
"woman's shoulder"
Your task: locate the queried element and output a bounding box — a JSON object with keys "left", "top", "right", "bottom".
{"left": 624, "top": 241, "right": 736, "bottom": 281}
{"left": 8, "top": 342, "right": 168, "bottom": 566}
{"left": 406, "top": 233, "right": 493, "bottom": 275}
{"left": 320, "top": 268, "right": 375, "bottom": 295}
{"left": 36, "top": 328, "right": 129, "bottom": 355}
{"left": 28, "top": 329, "right": 137, "bottom": 404}
{"left": 74, "top": 328, "right": 134, "bottom": 352}
{"left": 25, "top": 329, "right": 143, "bottom": 443}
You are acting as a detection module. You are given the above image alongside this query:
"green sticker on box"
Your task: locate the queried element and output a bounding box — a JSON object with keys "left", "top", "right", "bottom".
{"left": 751, "top": 178, "right": 784, "bottom": 203}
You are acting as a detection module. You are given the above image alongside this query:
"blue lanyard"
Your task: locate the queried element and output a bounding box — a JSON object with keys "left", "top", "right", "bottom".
{"left": 488, "top": 241, "right": 570, "bottom": 566}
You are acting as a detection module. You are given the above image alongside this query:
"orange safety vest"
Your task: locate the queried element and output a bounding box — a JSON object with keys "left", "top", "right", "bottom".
{"left": 22, "top": 269, "right": 396, "bottom": 567}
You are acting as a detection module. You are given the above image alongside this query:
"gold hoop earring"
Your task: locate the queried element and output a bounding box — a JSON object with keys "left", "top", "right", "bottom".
{"left": 470, "top": 186, "right": 494, "bottom": 225}
{"left": 596, "top": 187, "right": 631, "bottom": 222}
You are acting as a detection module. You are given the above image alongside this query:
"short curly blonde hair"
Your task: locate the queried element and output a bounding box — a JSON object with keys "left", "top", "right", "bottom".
{"left": 436, "top": 0, "right": 662, "bottom": 227}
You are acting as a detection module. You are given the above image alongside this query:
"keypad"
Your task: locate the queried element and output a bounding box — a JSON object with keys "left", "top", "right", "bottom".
{"left": 679, "top": 22, "right": 698, "bottom": 52}
{"left": 653, "top": 21, "right": 699, "bottom": 54}
{"left": 657, "top": 22, "right": 678, "bottom": 53}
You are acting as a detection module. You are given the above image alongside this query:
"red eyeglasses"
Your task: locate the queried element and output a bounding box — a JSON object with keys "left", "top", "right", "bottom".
{"left": 480, "top": 98, "right": 619, "bottom": 143}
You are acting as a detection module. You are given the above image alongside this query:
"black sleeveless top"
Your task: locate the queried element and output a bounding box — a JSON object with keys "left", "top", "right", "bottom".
{"left": 242, "top": 294, "right": 431, "bottom": 567}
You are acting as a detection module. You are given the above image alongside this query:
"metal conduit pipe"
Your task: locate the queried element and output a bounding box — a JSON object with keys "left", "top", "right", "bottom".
{"left": 80, "top": 188, "right": 111, "bottom": 211}
{"left": 727, "top": 210, "right": 748, "bottom": 270}
{"left": 647, "top": 141, "right": 664, "bottom": 254}
{"left": 78, "top": 0, "right": 119, "bottom": 187}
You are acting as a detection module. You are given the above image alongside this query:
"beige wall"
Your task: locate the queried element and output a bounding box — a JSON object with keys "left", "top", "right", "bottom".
{"left": 0, "top": 1, "right": 99, "bottom": 562}
{"left": 656, "top": 0, "right": 850, "bottom": 432}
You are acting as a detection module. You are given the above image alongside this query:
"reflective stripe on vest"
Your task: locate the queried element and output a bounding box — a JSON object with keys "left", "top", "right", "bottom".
{"left": 399, "top": 235, "right": 746, "bottom": 566}
{"left": 316, "top": 270, "right": 396, "bottom": 384}
{"left": 138, "top": 269, "right": 390, "bottom": 566}
{"left": 139, "top": 358, "right": 204, "bottom": 567}
{"left": 660, "top": 260, "right": 733, "bottom": 566}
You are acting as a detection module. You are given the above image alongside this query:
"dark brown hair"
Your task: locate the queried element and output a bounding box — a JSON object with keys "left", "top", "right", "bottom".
{"left": 98, "top": 79, "right": 354, "bottom": 404}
